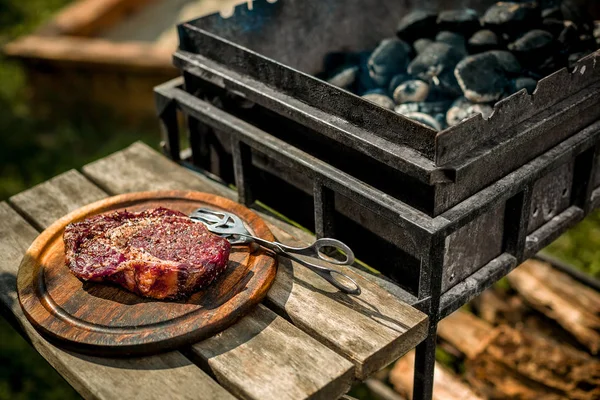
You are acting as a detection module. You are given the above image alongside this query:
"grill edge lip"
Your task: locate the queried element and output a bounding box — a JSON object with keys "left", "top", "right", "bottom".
{"left": 178, "top": 5, "right": 600, "bottom": 169}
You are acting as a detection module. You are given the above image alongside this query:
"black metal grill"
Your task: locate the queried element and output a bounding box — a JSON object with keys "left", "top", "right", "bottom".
{"left": 154, "top": 1, "right": 600, "bottom": 399}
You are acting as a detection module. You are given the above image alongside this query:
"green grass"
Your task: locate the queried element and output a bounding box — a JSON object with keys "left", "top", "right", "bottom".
{"left": 0, "top": 1, "right": 599, "bottom": 399}
{"left": 0, "top": 1, "right": 157, "bottom": 399}
{"left": 0, "top": 318, "right": 79, "bottom": 400}
{"left": 544, "top": 209, "right": 600, "bottom": 279}
{"left": 0, "top": 0, "right": 160, "bottom": 201}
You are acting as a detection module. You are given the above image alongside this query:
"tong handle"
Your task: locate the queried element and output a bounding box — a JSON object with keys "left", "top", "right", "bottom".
{"left": 243, "top": 236, "right": 360, "bottom": 294}
{"left": 270, "top": 237, "right": 355, "bottom": 265}
{"left": 191, "top": 209, "right": 354, "bottom": 265}
{"left": 314, "top": 268, "right": 361, "bottom": 295}
{"left": 284, "top": 253, "right": 361, "bottom": 295}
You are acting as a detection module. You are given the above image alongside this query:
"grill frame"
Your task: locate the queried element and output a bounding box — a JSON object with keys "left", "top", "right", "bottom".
{"left": 156, "top": 1, "right": 600, "bottom": 398}
{"left": 156, "top": 76, "right": 600, "bottom": 316}
{"left": 155, "top": 77, "right": 600, "bottom": 400}
{"left": 174, "top": 0, "right": 600, "bottom": 217}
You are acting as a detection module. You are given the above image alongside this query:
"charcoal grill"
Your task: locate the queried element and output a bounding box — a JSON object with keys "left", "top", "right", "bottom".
{"left": 154, "top": 1, "right": 600, "bottom": 398}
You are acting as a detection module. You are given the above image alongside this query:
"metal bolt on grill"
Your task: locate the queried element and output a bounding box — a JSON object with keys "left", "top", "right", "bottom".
{"left": 154, "top": 1, "right": 600, "bottom": 399}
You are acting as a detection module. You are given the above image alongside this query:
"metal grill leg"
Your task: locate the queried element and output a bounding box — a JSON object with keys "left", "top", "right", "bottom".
{"left": 413, "top": 329, "right": 437, "bottom": 400}
{"left": 188, "top": 117, "right": 213, "bottom": 169}
{"left": 573, "top": 143, "right": 600, "bottom": 213}
{"left": 503, "top": 186, "right": 533, "bottom": 261}
{"left": 413, "top": 236, "right": 445, "bottom": 400}
{"left": 156, "top": 97, "right": 180, "bottom": 162}
{"left": 314, "top": 182, "right": 335, "bottom": 238}
{"left": 232, "top": 140, "right": 255, "bottom": 206}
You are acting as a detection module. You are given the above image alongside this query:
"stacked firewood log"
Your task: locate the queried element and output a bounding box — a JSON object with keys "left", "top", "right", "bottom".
{"left": 359, "top": 259, "right": 600, "bottom": 400}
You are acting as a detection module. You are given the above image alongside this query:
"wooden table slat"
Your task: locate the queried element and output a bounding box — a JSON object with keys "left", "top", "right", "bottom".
{"left": 82, "top": 142, "right": 428, "bottom": 379}
{"left": 81, "top": 143, "right": 234, "bottom": 200}
{"left": 0, "top": 200, "right": 235, "bottom": 400}
{"left": 82, "top": 148, "right": 357, "bottom": 399}
{"left": 262, "top": 218, "right": 428, "bottom": 379}
{"left": 9, "top": 169, "right": 107, "bottom": 230}
{"left": 190, "top": 304, "right": 354, "bottom": 400}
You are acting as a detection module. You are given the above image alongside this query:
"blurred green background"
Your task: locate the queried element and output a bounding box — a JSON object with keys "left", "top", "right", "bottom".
{"left": 1, "top": 1, "right": 155, "bottom": 399}
{"left": 0, "top": 1, "right": 598, "bottom": 400}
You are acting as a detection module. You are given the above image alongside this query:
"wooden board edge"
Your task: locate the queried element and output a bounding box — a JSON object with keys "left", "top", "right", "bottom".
{"left": 360, "top": 315, "right": 429, "bottom": 379}
{"left": 3, "top": 35, "right": 173, "bottom": 73}
{"left": 35, "top": 0, "right": 155, "bottom": 37}
{"left": 16, "top": 190, "right": 278, "bottom": 355}
{"left": 2, "top": 200, "right": 238, "bottom": 400}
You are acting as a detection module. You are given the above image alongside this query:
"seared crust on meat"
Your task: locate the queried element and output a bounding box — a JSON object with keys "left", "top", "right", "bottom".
{"left": 63, "top": 207, "right": 231, "bottom": 299}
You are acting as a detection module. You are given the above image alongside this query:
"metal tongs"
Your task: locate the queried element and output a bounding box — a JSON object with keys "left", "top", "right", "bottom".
{"left": 190, "top": 208, "right": 361, "bottom": 295}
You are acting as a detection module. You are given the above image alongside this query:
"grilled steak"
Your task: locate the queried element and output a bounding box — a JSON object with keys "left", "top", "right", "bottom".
{"left": 63, "top": 207, "right": 231, "bottom": 299}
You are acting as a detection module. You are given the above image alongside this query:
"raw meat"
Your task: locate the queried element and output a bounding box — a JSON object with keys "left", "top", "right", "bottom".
{"left": 63, "top": 207, "right": 231, "bottom": 299}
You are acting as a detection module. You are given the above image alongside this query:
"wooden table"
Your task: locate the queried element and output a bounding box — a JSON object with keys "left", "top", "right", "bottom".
{"left": 0, "top": 142, "right": 427, "bottom": 400}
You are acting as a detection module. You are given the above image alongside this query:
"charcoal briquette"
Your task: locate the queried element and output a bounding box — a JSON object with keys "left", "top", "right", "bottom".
{"left": 363, "top": 88, "right": 387, "bottom": 96}
{"left": 468, "top": 30, "right": 500, "bottom": 53}
{"left": 507, "top": 77, "right": 538, "bottom": 94}
{"left": 327, "top": 66, "right": 359, "bottom": 89}
{"left": 402, "top": 111, "right": 443, "bottom": 131}
{"left": 361, "top": 93, "right": 396, "bottom": 110}
{"left": 413, "top": 38, "right": 433, "bottom": 54}
{"left": 434, "top": 113, "right": 448, "bottom": 130}
{"left": 426, "top": 83, "right": 456, "bottom": 102}
{"left": 509, "top": 30, "right": 556, "bottom": 66}
{"left": 455, "top": 52, "right": 509, "bottom": 103}
{"left": 357, "top": 51, "right": 379, "bottom": 94}
{"left": 542, "top": 18, "right": 567, "bottom": 37}
{"left": 388, "top": 73, "right": 410, "bottom": 97}
{"left": 435, "top": 31, "right": 468, "bottom": 56}
{"left": 437, "top": 9, "right": 481, "bottom": 35}
{"left": 395, "top": 100, "right": 452, "bottom": 116}
{"left": 407, "top": 42, "right": 463, "bottom": 96}
{"left": 369, "top": 69, "right": 392, "bottom": 87}
{"left": 557, "top": 21, "right": 587, "bottom": 53}
{"left": 482, "top": 2, "right": 539, "bottom": 34}
{"left": 561, "top": 1, "right": 595, "bottom": 33}
{"left": 541, "top": 7, "right": 562, "bottom": 20}
{"left": 393, "top": 80, "right": 430, "bottom": 104}
{"left": 486, "top": 50, "right": 522, "bottom": 74}
{"left": 367, "top": 38, "right": 412, "bottom": 86}
{"left": 396, "top": 10, "right": 439, "bottom": 41}
{"left": 446, "top": 97, "right": 494, "bottom": 126}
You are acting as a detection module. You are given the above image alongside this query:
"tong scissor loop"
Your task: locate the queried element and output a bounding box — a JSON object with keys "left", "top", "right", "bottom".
{"left": 190, "top": 208, "right": 360, "bottom": 295}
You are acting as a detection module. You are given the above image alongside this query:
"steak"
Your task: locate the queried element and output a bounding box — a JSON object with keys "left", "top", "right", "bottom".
{"left": 63, "top": 207, "right": 231, "bottom": 299}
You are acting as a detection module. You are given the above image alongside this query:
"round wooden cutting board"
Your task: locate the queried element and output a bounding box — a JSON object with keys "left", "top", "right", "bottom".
{"left": 17, "top": 190, "right": 277, "bottom": 356}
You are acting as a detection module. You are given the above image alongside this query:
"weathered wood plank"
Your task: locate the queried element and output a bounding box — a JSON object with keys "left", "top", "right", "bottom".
{"left": 189, "top": 304, "right": 354, "bottom": 400}
{"left": 9, "top": 169, "right": 107, "bottom": 230}
{"left": 438, "top": 310, "right": 600, "bottom": 399}
{"left": 82, "top": 142, "right": 233, "bottom": 199}
{"left": 82, "top": 142, "right": 428, "bottom": 380}
{"left": 259, "top": 212, "right": 419, "bottom": 305}
{"left": 82, "top": 143, "right": 356, "bottom": 399}
{"left": 389, "top": 350, "right": 483, "bottom": 400}
{"left": 4, "top": 35, "right": 172, "bottom": 73}
{"left": 364, "top": 378, "right": 407, "bottom": 400}
{"left": 507, "top": 260, "right": 600, "bottom": 355}
{"left": 36, "top": 0, "right": 153, "bottom": 36}
{"left": 0, "top": 198, "right": 234, "bottom": 400}
{"left": 263, "top": 221, "right": 428, "bottom": 379}
{"left": 437, "top": 310, "right": 494, "bottom": 360}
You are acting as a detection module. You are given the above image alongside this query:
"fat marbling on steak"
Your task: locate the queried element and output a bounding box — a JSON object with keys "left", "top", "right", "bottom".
{"left": 63, "top": 207, "right": 231, "bottom": 299}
